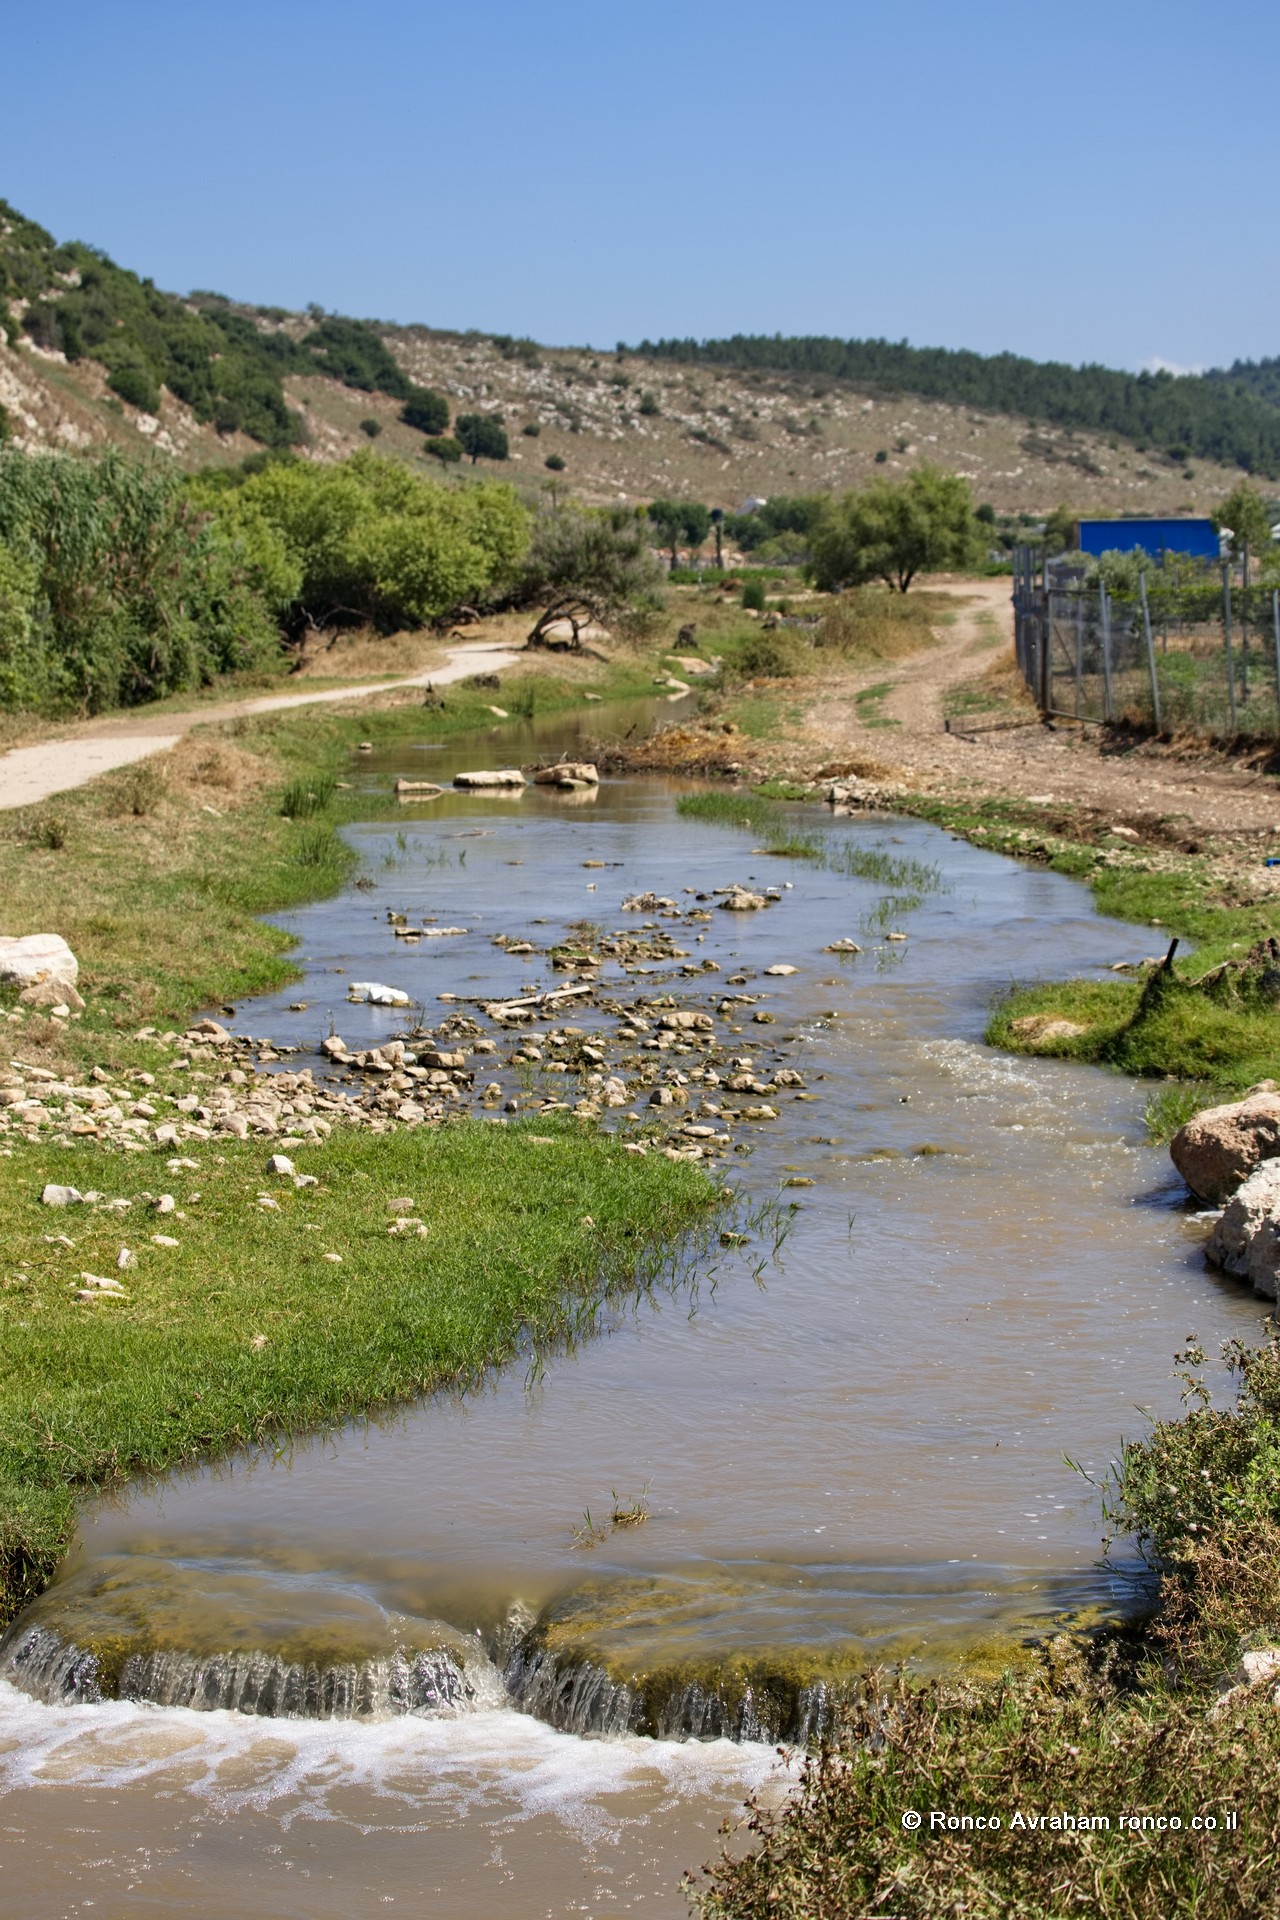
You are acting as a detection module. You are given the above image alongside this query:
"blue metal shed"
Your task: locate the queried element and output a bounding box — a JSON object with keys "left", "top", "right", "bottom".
{"left": 1077, "top": 517, "right": 1219, "bottom": 560}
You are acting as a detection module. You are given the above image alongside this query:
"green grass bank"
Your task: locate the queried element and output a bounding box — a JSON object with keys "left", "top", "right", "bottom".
{"left": 0, "top": 1122, "right": 715, "bottom": 1626}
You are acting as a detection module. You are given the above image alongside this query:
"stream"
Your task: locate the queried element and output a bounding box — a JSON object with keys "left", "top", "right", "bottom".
{"left": 0, "top": 697, "right": 1264, "bottom": 1918}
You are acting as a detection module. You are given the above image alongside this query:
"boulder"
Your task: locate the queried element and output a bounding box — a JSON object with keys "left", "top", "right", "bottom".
{"left": 19, "top": 977, "right": 86, "bottom": 1012}
{"left": 1171, "top": 1093, "right": 1280, "bottom": 1204}
{"left": 532, "top": 763, "right": 600, "bottom": 788}
{"left": 1206, "top": 1159, "right": 1280, "bottom": 1299}
{"left": 452, "top": 769, "right": 527, "bottom": 789}
{"left": 0, "top": 933, "right": 78, "bottom": 989}
{"left": 719, "top": 887, "right": 766, "bottom": 912}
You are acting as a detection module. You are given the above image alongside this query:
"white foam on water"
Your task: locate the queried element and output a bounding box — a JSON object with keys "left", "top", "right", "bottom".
{"left": 0, "top": 1679, "right": 782, "bottom": 1837}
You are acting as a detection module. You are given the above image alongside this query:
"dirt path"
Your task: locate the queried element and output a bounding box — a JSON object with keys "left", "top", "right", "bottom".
{"left": 0, "top": 643, "right": 521, "bottom": 811}
{"left": 798, "top": 580, "right": 1280, "bottom": 852}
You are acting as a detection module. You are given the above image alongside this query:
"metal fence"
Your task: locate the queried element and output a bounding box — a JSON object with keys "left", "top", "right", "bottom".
{"left": 1012, "top": 547, "right": 1280, "bottom": 735}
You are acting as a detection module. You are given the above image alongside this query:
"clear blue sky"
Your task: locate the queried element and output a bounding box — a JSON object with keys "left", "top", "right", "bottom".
{"left": 4, "top": 0, "right": 1276, "bottom": 372}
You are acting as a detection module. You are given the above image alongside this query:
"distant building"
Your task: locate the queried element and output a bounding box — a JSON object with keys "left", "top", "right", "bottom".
{"left": 1076, "top": 517, "right": 1219, "bottom": 560}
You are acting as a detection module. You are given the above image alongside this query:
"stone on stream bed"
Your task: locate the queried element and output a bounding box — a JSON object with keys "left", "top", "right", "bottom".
{"left": 532, "top": 762, "right": 600, "bottom": 788}
{"left": 1171, "top": 1090, "right": 1280, "bottom": 1204}
{"left": 452, "top": 769, "right": 526, "bottom": 789}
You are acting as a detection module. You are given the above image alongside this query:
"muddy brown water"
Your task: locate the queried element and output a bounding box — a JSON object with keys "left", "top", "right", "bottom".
{"left": 0, "top": 701, "right": 1265, "bottom": 1917}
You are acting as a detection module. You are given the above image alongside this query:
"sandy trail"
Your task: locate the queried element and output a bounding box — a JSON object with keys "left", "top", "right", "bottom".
{"left": 0, "top": 644, "right": 521, "bottom": 810}
{"left": 802, "top": 580, "right": 1280, "bottom": 849}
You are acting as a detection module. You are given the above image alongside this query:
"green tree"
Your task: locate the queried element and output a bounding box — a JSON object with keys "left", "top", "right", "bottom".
{"left": 197, "top": 449, "right": 528, "bottom": 633}
{"left": 646, "top": 498, "right": 711, "bottom": 570}
{"left": 423, "top": 436, "right": 463, "bottom": 466}
{"left": 455, "top": 413, "right": 510, "bottom": 463}
{"left": 1044, "top": 503, "right": 1078, "bottom": 552}
{"left": 1214, "top": 483, "right": 1274, "bottom": 558}
{"left": 810, "top": 467, "right": 982, "bottom": 593}
{"left": 399, "top": 389, "right": 450, "bottom": 435}
{"left": 522, "top": 503, "right": 663, "bottom": 648}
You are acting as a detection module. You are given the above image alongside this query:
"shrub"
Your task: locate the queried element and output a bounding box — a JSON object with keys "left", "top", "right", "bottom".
{"left": 399, "top": 389, "right": 450, "bottom": 435}
{"left": 735, "top": 631, "right": 802, "bottom": 677}
{"left": 359, "top": 418, "right": 382, "bottom": 438}
{"left": 455, "top": 413, "right": 510, "bottom": 462}
{"left": 106, "top": 358, "right": 162, "bottom": 414}
{"left": 544, "top": 453, "right": 566, "bottom": 471}
{"left": 0, "top": 447, "right": 281, "bottom": 712}
{"left": 741, "top": 576, "right": 767, "bottom": 611}
{"left": 423, "top": 435, "right": 463, "bottom": 466}
{"left": 521, "top": 422, "right": 542, "bottom": 438}
{"left": 638, "top": 391, "right": 660, "bottom": 416}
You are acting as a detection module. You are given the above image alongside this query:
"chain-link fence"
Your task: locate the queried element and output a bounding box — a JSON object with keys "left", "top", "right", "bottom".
{"left": 1013, "top": 547, "right": 1280, "bottom": 735}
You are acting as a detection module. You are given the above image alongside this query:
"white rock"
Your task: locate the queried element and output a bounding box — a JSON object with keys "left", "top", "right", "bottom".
{"left": 151, "top": 1234, "right": 180, "bottom": 1248}
{"left": 154, "top": 1194, "right": 176, "bottom": 1214}
{"left": 266, "top": 1154, "right": 296, "bottom": 1176}
{"left": 293, "top": 1173, "right": 319, "bottom": 1189}
{"left": 116, "top": 1247, "right": 136, "bottom": 1270}
{"left": 0, "top": 934, "right": 78, "bottom": 988}
{"left": 452, "top": 769, "right": 527, "bottom": 789}
{"left": 347, "top": 982, "right": 412, "bottom": 1006}
{"left": 41, "top": 1183, "right": 81, "bottom": 1206}
{"left": 764, "top": 964, "right": 798, "bottom": 976}
{"left": 1206, "top": 1159, "right": 1280, "bottom": 1298}
{"left": 1238, "top": 1646, "right": 1280, "bottom": 1686}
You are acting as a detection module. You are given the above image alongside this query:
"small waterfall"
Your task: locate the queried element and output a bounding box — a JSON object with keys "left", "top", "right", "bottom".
{"left": 503, "top": 1642, "right": 639, "bottom": 1736}
{"left": 1, "top": 1624, "right": 104, "bottom": 1704}
{"left": 2, "top": 1605, "right": 848, "bottom": 1743}
{"left": 0, "top": 1623, "right": 483, "bottom": 1720}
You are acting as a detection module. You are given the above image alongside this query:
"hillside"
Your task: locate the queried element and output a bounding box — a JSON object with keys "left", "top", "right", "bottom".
{"left": 634, "top": 333, "right": 1280, "bottom": 477}
{"left": 0, "top": 197, "right": 1269, "bottom": 517}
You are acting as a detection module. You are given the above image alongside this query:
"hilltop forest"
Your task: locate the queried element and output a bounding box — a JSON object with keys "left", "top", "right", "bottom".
{"left": 632, "top": 334, "right": 1280, "bottom": 478}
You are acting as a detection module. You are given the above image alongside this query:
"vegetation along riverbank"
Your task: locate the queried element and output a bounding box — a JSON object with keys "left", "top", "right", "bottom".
{"left": 0, "top": 650, "right": 720, "bottom": 1622}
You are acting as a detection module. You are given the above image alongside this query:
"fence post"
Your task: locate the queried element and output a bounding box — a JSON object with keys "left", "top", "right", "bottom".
{"left": 1273, "top": 588, "right": 1280, "bottom": 731}
{"left": 1222, "top": 563, "right": 1239, "bottom": 733}
{"left": 1074, "top": 591, "right": 1084, "bottom": 717}
{"left": 1241, "top": 542, "right": 1250, "bottom": 700}
{"left": 1100, "top": 583, "right": 1114, "bottom": 722}
{"left": 1041, "top": 588, "right": 1052, "bottom": 710}
{"left": 1139, "top": 572, "right": 1162, "bottom": 733}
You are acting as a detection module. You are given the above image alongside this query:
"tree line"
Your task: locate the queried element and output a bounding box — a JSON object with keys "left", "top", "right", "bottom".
{"left": 627, "top": 331, "right": 1280, "bottom": 477}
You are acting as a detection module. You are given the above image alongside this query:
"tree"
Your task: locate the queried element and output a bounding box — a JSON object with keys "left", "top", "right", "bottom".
{"left": 195, "top": 449, "right": 529, "bottom": 635}
{"left": 455, "top": 413, "right": 509, "bottom": 463}
{"left": 1043, "top": 504, "right": 1078, "bottom": 553}
{"left": 1214, "top": 483, "right": 1273, "bottom": 558}
{"left": 646, "top": 498, "right": 711, "bottom": 570}
{"left": 810, "top": 466, "right": 982, "bottom": 593}
{"left": 423, "top": 436, "right": 463, "bottom": 466}
{"left": 399, "top": 388, "right": 449, "bottom": 435}
{"left": 521, "top": 503, "right": 663, "bottom": 648}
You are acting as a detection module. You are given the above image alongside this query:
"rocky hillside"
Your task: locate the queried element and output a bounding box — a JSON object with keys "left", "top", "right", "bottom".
{"left": 0, "top": 198, "right": 1262, "bottom": 517}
